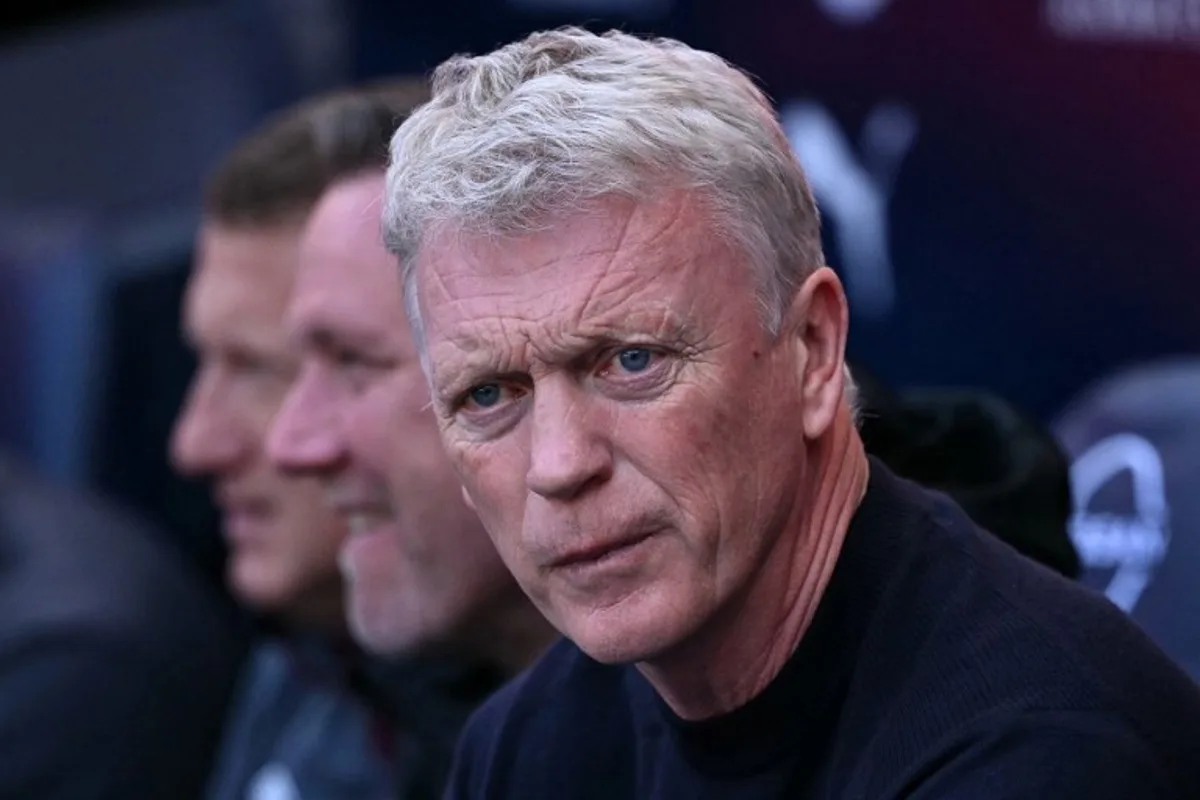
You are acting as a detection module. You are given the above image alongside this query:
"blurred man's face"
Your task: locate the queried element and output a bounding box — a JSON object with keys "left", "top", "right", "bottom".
{"left": 414, "top": 191, "right": 845, "bottom": 665}
{"left": 269, "top": 172, "right": 514, "bottom": 655}
{"left": 172, "top": 223, "right": 344, "bottom": 625}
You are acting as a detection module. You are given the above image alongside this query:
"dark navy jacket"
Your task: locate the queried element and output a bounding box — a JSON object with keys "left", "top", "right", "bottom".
{"left": 0, "top": 455, "right": 247, "bottom": 798}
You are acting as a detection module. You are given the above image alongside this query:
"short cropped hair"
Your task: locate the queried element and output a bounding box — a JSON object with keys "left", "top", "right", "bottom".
{"left": 205, "top": 78, "right": 430, "bottom": 228}
{"left": 382, "top": 27, "right": 825, "bottom": 335}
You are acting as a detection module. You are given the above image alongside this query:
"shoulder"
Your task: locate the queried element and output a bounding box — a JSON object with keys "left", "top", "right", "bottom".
{"left": 852, "top": 475, "right": 1200, "bottom": 794}
{"left": 888, "top": 473, "right": 1190, "bottom": 700}
{"left": 221, "top": 641, "right": 305, "bottom": 721}
{"left": 208, "top": 642, "right": 398, "bottom": 800}
{"left": 0, "top": 626, "right": 236, "bottom": 717}
{"left": 923, "top": 487, "right": 1197, "bottom": 708}
{"left": 0, "top": 628, "right": 236, "bottom": 797}
{"left": 898, "top": 709, "right": 1200, "bottom": 799}
{"left": 0, "top": 462, "right": 246, "bottom": 796}
{"left": 448, "top": 637, "right": 633, "bottom": 798}
{"left": 0, "top": 458, "right": 244, "bottom": 658}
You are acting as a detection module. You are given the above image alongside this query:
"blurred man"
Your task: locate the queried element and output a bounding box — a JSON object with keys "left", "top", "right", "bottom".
{"left": 172, "top": 82, "right": 439, "bottom": 799}
{"left": 272, "top": 170, "right": 551, "bottom": 665}
{"left": 383, "top": 27, "right": 1200, "bottom": 799}
{"left": 0, "top": 453, "right": 245, "bottom": 798}
{"left": 266, "top": 119, "right": 555, "bottom": 787}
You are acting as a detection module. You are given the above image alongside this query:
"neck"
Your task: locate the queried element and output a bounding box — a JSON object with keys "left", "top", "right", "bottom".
{"left": 638, "top": 408, "right": 869, "bottom": 720}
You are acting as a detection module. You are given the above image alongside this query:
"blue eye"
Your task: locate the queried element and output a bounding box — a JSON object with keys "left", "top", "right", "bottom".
{"left": 468, "top": 383, "right": 503, "bottom": 408}
{"left": 616, "top": 348, "right": 653, "bottom": 373}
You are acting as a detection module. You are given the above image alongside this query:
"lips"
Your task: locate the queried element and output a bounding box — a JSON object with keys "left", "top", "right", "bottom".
{"left": 215, "top": 487, "right": 274, "bottom": 543}
{"left": 221, "top": 505, "right": 276, "bottom": 549}
{"left": 550, "top": 529, "right": 658, "bottom": 570}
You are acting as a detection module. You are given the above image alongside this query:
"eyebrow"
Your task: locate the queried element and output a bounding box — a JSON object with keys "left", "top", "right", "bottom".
{"left": 184, "top": 320, "right": 276, "bottom": 357}
{"left": 429, "top": 347, "right": 506, "bottom": 402}
{"left": 432, "top": 310, "right": 692, "bottom": 395}
{"left": 295, "top": 321, "right": 389, "bottom": 356}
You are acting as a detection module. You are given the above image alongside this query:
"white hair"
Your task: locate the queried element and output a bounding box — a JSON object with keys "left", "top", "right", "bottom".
{"left": 382, "top": 26, "right": 858, "bottom": 410}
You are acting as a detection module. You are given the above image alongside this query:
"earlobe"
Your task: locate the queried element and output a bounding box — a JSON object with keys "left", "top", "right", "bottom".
{"left": 793, "top": 267, "right": 850, "bottom": 440}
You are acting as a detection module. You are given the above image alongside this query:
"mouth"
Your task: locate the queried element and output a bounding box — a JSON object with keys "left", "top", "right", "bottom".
{"left": 550, "top": 529, "right": 659, "bottom": 571}
{"left": 220, "top": 501, "right": 276, "bottom": 547}
{"left": 215, "top": 484, "right": 274, "bottom": 534}
{"left": 327, "top": 482, "right": 394, "bottom": 538}
{"left": 336, "top": 507, "right": 398, "bottom": 580}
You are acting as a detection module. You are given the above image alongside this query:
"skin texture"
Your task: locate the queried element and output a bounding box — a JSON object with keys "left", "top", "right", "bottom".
{"left": 172, "top": 222, "right": 345, "bottom": 630}
{"left": 268, "top": 173, "right": 546, "bottom": 664}
{"left": 414, "top": 190, "right": 868, "bottom": 719}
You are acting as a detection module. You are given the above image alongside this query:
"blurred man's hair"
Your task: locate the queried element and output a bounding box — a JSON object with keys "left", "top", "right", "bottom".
{"left": 204, "top": 78, "right": 430, "bottom": 227}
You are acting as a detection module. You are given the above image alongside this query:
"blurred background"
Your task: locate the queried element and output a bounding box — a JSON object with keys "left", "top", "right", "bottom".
{"left": 0, "top": 0, "right": 1196, "bottom": 655}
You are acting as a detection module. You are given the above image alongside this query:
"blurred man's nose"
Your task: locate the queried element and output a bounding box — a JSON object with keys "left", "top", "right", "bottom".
{"left": 526, "top": 377, "right": 614, "bottom": 502}
{"left": 170, "top": 370, "right": 247, "bottom": 477}
{"left": 267, "top": 366, "right": 344, "bottom": 474}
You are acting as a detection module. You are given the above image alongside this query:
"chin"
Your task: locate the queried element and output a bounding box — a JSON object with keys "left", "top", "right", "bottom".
{"left": 560, "top": 593, "right": 691, "bottom": 665}
{"left": 347, "top": 591, "right": 428, "bottom": 656}
{"left": 349, "top": 620, "right": 400, "bottom": 655}
{"left": 229, "top": 559, "right": 293, "bottom": 615}
{"left": 349, "top": 611, "right": 410, "bottom": 655}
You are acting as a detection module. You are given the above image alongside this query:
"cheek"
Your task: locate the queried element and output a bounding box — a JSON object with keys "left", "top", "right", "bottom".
{"left": 275, "top": 486, "right": 343, "bottom": 547}
{"left": 618, "top": 392, "right": 739, "bottom": 497}
{"left": 248, "top": 378, "right": 293, "bottom": 430}
{"left": 455, "top": 441, "right": 529, "bottom": 543}
{"left": 613, "top": 387, "right": 773, "bottom": 565}
{"left": 344, "top": 389, "right": 397, "bottom": 465}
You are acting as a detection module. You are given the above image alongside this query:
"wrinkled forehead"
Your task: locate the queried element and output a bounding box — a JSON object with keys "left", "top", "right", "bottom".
{"left": 412, "top": 194, "right": 754, "bottom": 374}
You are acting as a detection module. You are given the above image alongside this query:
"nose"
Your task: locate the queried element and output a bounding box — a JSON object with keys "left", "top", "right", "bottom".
{"left": 525, "top": 377, "right": 613, "bottom": 501}
{"left": 171, "top": 368, "right": 247, "bottom": 477}
{"left": 267, "top": 365, "right": 345, "bottom": 474}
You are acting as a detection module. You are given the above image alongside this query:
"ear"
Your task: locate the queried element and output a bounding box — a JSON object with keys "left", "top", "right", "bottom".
{"left": 461, "top": 484, "right": 478, "bottom": 513}
{"left": 785, "top": 267, "right": 850, "bottom": 440}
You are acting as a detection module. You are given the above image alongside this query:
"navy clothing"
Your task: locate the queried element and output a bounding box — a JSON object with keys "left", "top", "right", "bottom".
{"left": 0, "top": 456, "right": 246, "bottom": 798}
{"left": 205, "top": 639, "right": 397, "bottom": 800}
{"left": 362, "top": 656, "right": 510, "bottom": 798}
{"left": 447, "top": 461, "right": 1200, "bottom": 799}
{"left": 207, "top": 637, "right": 507, "bottom": 800}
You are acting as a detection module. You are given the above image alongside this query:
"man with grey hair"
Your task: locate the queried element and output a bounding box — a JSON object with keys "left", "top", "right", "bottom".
{"left": 383, "top": 27, "right": 1200, "bottom": 799}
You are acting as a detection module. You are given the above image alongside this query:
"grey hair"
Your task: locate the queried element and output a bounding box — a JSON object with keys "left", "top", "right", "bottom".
{"left": 383, "top": 26, "right": 858, "bottom": 413}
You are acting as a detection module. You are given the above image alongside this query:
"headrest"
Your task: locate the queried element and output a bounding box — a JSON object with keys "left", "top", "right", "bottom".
{"left": 1054, "top": 358, "right": 1200, "bottom": 679}
{"left": 854, "top": 365, "right": 1079, "bottom": 579}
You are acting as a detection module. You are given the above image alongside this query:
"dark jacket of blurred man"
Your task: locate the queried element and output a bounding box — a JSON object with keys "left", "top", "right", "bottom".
{"left": 172, "top": 82, "right": 536, "bottom": 800}
{"left": 0, "top": 454, "right": 245, "bottom": 797}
